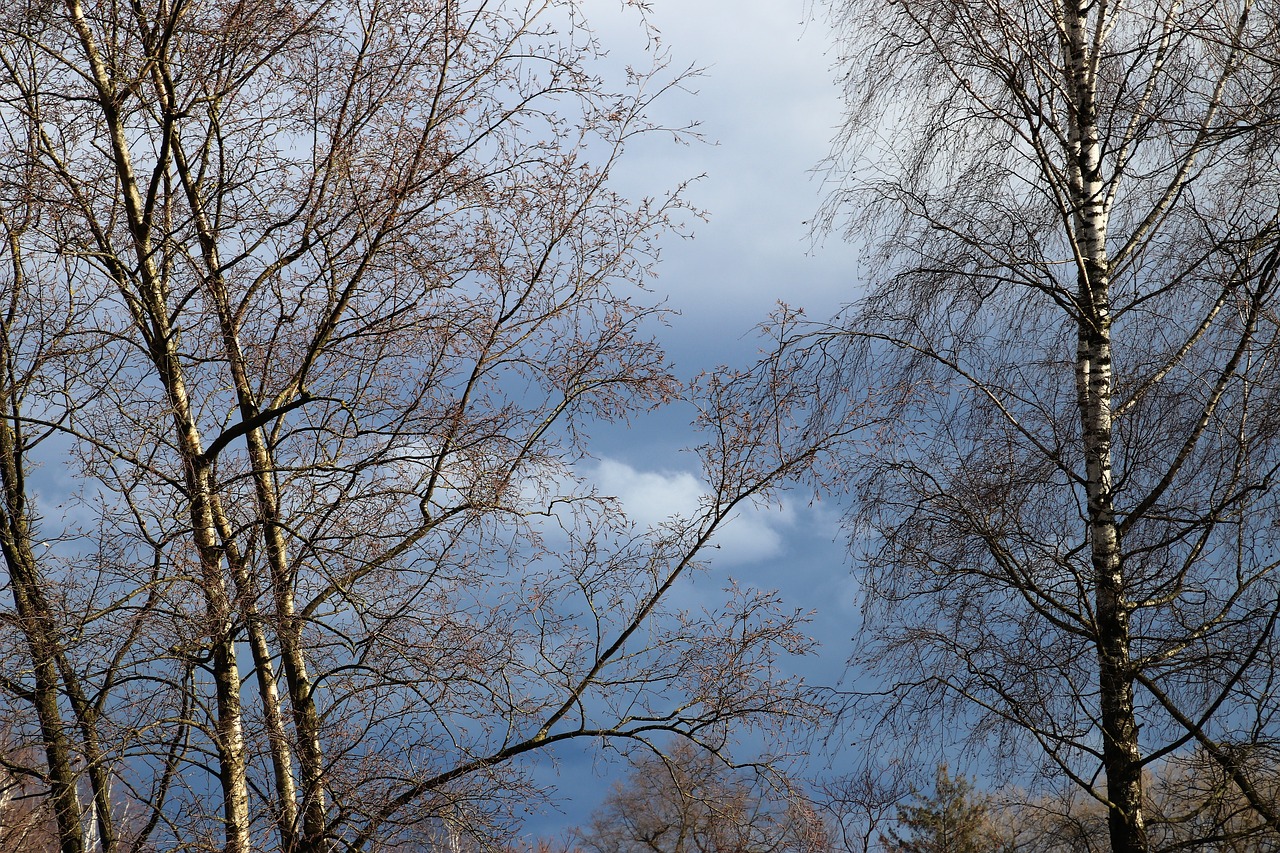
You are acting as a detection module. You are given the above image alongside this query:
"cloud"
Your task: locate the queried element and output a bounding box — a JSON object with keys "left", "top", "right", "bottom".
{"left": 592, "top": 458, "right": 701, "bottom": 525}
{"left": 589, "top": 457, "right": 790, "bottom": 566}
{"left": 576, "top": 0, "right": 862, "bottom": 376}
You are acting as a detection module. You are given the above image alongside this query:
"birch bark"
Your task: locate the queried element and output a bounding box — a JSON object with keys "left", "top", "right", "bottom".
{"left": 1061, "top": 2, "right": 1147, "bottom": 847}
{"left": 821, "top": 0, "right": 1280, "bottom": 846}
{"left": 62, "top": 3, "right": 253, "bottom": 848}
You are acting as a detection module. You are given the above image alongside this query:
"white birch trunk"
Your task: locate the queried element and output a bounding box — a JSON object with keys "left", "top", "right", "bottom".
{"left": 1062, "top": 0, "right": 1147, "bottom": 849}
{"left": 61, "top": 4, "right": 253, "bottom": 849}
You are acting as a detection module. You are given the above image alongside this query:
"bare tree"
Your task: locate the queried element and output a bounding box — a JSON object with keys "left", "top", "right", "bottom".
{"left": 0, "top": 2, "right": 862, "bottom": 852}
{"left": 1142, "top": 750, "right": 1280, "bottom": 853}
{"left": 568, "top": 741, "right": 831, "bottom": 853}
{"left": 997, "top": 755, "right": 1280, "bottom": 853}
{"left": 0, "top": 741, "right": 60, "bottom": 852}
{"left": 800, "top": 0, "right": 1280, "bottom": 850}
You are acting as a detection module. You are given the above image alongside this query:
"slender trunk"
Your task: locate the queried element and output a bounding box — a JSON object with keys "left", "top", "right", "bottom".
{"left": 211, "top": 499, "right": 303, "bottom": 852}
{"left": 154, "top": 332, "right": 251, "bottom": 853}
{"left": 211, "top": 326, "right": 329, "bottom": 852}
{"left": 1064, "top": 2, "right": 1147, "bottom": 850}
{"left": 241, "top": 429, "right": 329, "bottom": 853}
{"left": 240, "top": 610, "right": 303, "bottom": 852}
{"left": 188, "top": 459, "right": 251, "bottom": 853}
{"left": 0, "top": 248, "right": 84, "bottom": 853}
{"left": 0, "top": 537, "right": 83, "bottom": 853}
{"left": 0, "top": 406, "right": 115, "bottom": 853}
{"left": 167, "top": 107, "right": 330, "bottom": 849}
{"left": 62, "top": 5, "right": 254, "bottom": 848}
{"left": 0, "top": 232, "right": 118, "bottom": 852}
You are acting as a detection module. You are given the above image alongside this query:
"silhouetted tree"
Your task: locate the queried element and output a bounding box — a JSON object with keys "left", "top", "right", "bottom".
{"left": 880, "top": 766, "right": 1010, "bottom": 853}
{"left": 573, "top": 742, "right": 831, "bottom": 853}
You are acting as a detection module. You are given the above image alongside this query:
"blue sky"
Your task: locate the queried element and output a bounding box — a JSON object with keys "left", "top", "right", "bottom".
{"left": 518, "top": 0, "right": 867, "bottom": 839}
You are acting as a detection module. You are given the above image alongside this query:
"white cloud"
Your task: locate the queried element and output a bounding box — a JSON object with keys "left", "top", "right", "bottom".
{"left": 592, "top": 458, "right": 701, "bottom": 525}
{"left": 589, "top": 457, "right": 791, "bottom": 566}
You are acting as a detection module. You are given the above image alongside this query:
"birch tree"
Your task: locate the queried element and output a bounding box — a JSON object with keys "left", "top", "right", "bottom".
{"left": 0, "top": 2, "right": 854, "bottom": 851}
{"left": 809, "top": 0, "right": 1280, "bottom": 850}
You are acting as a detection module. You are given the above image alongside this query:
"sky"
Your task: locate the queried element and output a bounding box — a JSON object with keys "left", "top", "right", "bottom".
{"left": 590, "top": 0, "right": 859, "bottom": 360}
{"left": 518, "top": 0, "right": 867, "bottom": 839}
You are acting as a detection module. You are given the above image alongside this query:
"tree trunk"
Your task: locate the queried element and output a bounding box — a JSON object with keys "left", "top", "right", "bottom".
{"left": 1064, "top": 0, "right": 1147, "bottom": 848}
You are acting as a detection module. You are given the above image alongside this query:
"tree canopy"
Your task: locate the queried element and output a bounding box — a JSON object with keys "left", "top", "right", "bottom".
{"left": 799, "top": 0, "right": 1280, "bottom": 849}
{"left": 0, "top": 2, "right": 856, "bottom": 851}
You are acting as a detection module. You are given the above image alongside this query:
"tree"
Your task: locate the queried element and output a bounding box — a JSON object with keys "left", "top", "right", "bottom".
{"left": 569, "top": 741, "right": 831, "bottom": 853}
{"left": 1000, "top": 790, "right": 1112, "bottom": 853}
{"left": 880, "top": 766, "right": 1010, "bottom": 853}
{"left": 1143, "top": 750, "right": 1280, "bottom": 853}
{"left": 0, "top": 2, "right": 859, "bottom": 851}
{"left": 997, "top": 755, "right": 1280, "bottom": 853}
{"left": 0, "top": 747, "right": 59, "bottom": 852}
{"left": 801, "top": 0, "right": 1280, "bottom": 850}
